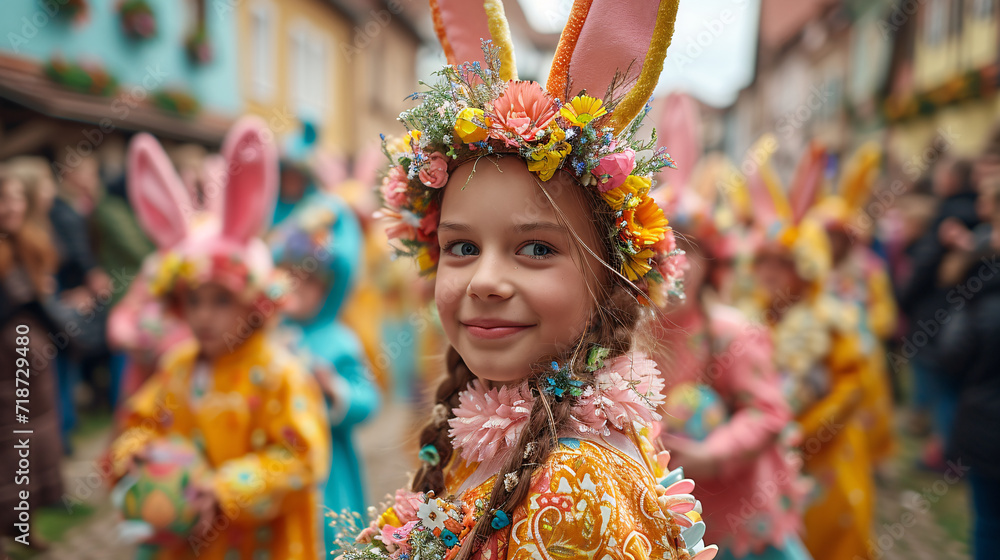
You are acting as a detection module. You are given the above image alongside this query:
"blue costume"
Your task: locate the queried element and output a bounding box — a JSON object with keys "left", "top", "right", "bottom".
{"left": 268, "top": 190, "right": 380, "bottom": 549}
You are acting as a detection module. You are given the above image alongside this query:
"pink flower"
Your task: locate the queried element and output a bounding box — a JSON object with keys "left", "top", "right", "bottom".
{"left": 578, "top": 354, "right": 665, "bottom": 432}
{"left": 416, "top": 205, "right": 440, "bottom": 243}
{"left": 593, "top": 148, "right": 636, "bottom": 192}
{"left": 653, "top": 227, "right": 677, "bottom": 254}
{"left": 489, "top": 81, "right": 557, "bottom": 143}
{"left": 418, "top": 152, "right": 448, "bottom": 188}
{"left": 380, "top": 166, "right": 410, "bottom": 209}
{"left": 449, "top": 379, "right": 533, "bottom": 463}
{"left": 378, "top": 520, "right": 417, "bottom": 554}
{"left": 657, "top": 251, "right": 686, "bottom": 282}
{"left": 376, "top": 208, "right": 417, "bottom": 241}
{"left": 390, "top": 490, "right": 425, "bottom": 524}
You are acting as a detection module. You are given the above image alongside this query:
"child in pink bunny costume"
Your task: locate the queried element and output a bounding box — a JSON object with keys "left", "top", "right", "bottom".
{"left": 108, "top": 117, "right": 330, "bottom": 560}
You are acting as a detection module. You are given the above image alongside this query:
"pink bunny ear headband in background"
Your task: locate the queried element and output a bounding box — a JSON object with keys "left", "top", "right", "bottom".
{"left": 127, "top": 116, "right": 285, "bottom": 306}
{"left": 745, "top": 136, "right": 833, "bottom": 284}
{"left": 377, "top": 0, "right": 686, "bottom": 306}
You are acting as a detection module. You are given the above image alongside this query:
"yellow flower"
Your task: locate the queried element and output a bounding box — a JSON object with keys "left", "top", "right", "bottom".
{"left": 526, "top": 124, "right": 571, "bottom": 181}
{"left": 416, "top": 245, "right": 438, "bottom": 275}
{"left": 453, "top": 107, "right": 490, "bottom": 143}
{"left": 149, "top": 252, "right": 181, "bottom": 296}
{"left": 560, "top": 95, "right": 608, "bottom": 126}
{"left": 378, "top": 507, "right": 401, "bottom": 529}
{"left": 622, "top": 248, "right": 655, "bottom": 281}
{"left": 602, "top": 175, "right": 651, "bottom": 209}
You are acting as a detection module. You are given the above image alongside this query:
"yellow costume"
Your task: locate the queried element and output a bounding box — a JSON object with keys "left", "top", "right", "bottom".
{"left": 110, "top": 332, "right": 331, "bottom": 560}
{"left": 813, "top": 142, "right": 897, "bottom": 465}
{"left": 744, "top": 139, "right": 874, "bottom": 560}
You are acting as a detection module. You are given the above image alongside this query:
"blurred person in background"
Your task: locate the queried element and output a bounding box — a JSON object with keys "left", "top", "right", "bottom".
{"left": 89, "top": 139, "right": 156, "bottom": 408}
{"left": 50, "top": 154, "right": 115, "bottom": 452}
{"left": 268, "top": 188, "right": 379, "bottom": 556}
{"left": 0, "top": 164, "right": 65, "bottom": 553}
{"left": 744, "top": 145, "right": 873, "bottom": 560}
{"left": 654, "top": 216, "right": 809, "bottom": 560}
{"left": 895, "top": 157, "right": 979, "bottom": 471}
{"left": 927, "top": 167, "right": 1000, "bottom": 560}
{"left": 812, "top": 143, "right": 898, "bottom": 475}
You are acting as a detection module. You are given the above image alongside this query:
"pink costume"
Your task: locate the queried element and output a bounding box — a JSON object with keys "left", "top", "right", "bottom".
{"left": 657, "top": 304, "right": 805, "bottom": 557}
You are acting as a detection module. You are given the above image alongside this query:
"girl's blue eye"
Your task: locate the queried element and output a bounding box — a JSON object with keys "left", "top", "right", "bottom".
{"left": 446, "top": 242, "right": 480, "bottom": 257}
{"left": 518, "top": 242, "right": 554, "bottom": 258}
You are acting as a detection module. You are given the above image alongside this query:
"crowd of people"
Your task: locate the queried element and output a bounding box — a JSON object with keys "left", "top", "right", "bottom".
{"left": 0, "top": 1, "right": 997, "bottom": 559}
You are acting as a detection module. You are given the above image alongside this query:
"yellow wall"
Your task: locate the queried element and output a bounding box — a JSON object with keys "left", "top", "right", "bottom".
{"left": 889, "top": 95, "right": 998, "bottom": 162}
{"left": 237, "top": 0, "right": 354, "bottom": 153}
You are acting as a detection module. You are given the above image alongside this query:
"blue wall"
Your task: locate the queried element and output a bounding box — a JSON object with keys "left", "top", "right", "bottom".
{"left": 1, "top": 0, "right": 240, "bottom": 114}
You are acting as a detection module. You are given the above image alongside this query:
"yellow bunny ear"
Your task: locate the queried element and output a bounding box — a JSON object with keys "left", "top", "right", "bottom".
{"left": 546, "top": 0, "right": 681, "bottom": 132}
{"left": 430, "top": 0, "right": 517, "bottom": 80}
{"left": 746, "top": 134, "right": 791, "bottom": 225}
{"left": 838, "top": 140, "right": 882, "bottom": 213}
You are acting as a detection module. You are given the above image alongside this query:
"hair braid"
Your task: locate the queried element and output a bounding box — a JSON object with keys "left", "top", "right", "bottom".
{"left": 411, "top": 346, "right": 475, "bottom": 494}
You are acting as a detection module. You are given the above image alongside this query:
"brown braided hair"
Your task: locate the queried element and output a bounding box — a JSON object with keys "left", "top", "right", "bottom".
{"left": 409, "top": 158, "right": 655, "bottom": 559}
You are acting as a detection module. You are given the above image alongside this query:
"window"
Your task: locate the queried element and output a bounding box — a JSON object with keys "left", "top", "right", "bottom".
{"left": 973, "top": 0, "right": 996, "bottom": 19}
{"left": 250, "top": 1, "right": 275, "bottom": 101}
{"left": 924, "top": 0, "right": 949, "bottom": 46}
{"left": 290, "top": 21, "right": 330, "bottom": 120}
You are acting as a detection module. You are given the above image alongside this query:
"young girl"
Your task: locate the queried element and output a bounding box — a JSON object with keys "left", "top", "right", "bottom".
{"left": 108, "top": 118, "right": 330, "bottom": 560}
{"left": 336, "top": 1, "right": 716, "bottom": 559}
{"left": 268, "top": 186, "right": 380, "bottom": 552}
{"left": 651, "top": 97, "right": 808, "bottom": 560}
{"left": 743, "top": 143, "right": 872, "bottom": 560}
{"left": 812, "top": 142, "right": 897, "bottom": 470}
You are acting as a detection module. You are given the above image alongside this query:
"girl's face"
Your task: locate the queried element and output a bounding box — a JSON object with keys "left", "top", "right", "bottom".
{"left": 181, "top": 282, "right": 254, "bottom": 360}
{"left": 0, "top": 179, "right": 28, "bottom": 235}
{"left": 280, "top": 267, "right": 328, "bottom": 321}
{"left": 752, "top": 245, "right": 805, "bottom": 303}
{"left": 435, "top": 158, "right": 605, "bottom": 383}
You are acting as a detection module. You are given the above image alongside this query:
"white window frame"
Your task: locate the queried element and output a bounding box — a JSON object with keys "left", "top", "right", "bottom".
{"left": 250, "top": 0, "right": 276, "bottom": 102}
{"left": 289, "top": 20, "right": 331, "bottom": 121}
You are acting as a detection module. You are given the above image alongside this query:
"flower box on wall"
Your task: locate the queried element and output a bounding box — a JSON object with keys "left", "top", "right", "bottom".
{"left": 152, "top": 89, "right": 201, "bottom": 117}
{"left": 119, "top": 0, "right": 157, "bottom": 40}
{"left": 185, "top": 27, "right": 213, "bottom": 65}
{"left": 44, "top": 56, "right": 118, "bottom": 96}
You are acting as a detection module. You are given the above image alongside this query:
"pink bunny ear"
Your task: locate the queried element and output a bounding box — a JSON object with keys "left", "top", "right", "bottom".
{"left": 789, "top": 142, "right": 827, "bottom": 225}
{"left": 200, "top": 154, "right": 227, "bottom": 215}
{"left": 219, "top": 116, "right": 278, "bottom": 244}
{"left": 127, "top": 133, "right": 193, "bottom": 249}
{"left": 659, "top": 92, "right": 703, "bottom": 189}
{"left": 548, "top": 0, "right": 680, "bottom": 131}
{"left": 430, "top": 0, "right": 494, "bottom": 68}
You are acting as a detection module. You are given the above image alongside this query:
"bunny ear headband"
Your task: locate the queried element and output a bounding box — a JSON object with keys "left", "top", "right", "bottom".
{"left": 745, "top": 136, "right": 833, "bottom": 283}
{"left": 128, "top": 116, "right": 284, "bottom": 305}
{"left": 377, "top": 0, "right": 686, "bottom": 303}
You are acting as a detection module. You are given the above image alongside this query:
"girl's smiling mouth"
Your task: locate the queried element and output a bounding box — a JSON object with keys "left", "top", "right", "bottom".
{"left": 461, "top": 318, "right": 536, "bottom": 340}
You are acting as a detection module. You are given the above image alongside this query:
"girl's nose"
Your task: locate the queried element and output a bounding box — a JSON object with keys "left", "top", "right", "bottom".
{"left": 466, "top": 253, "right": 515, "bottom": 301}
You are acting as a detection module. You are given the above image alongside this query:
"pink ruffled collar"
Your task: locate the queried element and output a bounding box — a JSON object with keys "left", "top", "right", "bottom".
{"left": 448, "top": 353, "right": 665, "bottom": 463}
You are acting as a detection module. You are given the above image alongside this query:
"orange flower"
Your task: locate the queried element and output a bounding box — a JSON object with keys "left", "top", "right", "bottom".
{"left": 622, "top": 194, "right": 669, "bottom": 249}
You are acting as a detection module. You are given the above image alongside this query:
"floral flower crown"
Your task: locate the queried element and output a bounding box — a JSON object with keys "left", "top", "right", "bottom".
{"left": 145, "top": 249, "right": 287, "bottom": 306}
{"left": 377, "top": 43, "right": 685, "bottom": 304}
